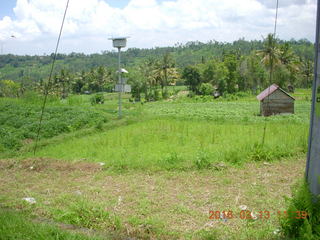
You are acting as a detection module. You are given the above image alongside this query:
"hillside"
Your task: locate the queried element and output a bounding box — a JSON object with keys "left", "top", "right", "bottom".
{"left": 0, "top": 38, "right": 314, "bottom": 85}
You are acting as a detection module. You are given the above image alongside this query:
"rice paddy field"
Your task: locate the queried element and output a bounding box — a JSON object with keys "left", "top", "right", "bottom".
{"left": 0, "top": 89, "right": 312, "bottom": 239}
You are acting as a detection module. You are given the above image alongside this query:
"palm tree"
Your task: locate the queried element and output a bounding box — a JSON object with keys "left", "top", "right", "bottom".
{"left": 300, "top": 59, "right": 314, "bottom": 88}
{"left": 278, "top": 43, "right": 300, "bottom": 89}
{"left": 257, "top": 34, "right": 280, "bottom": 70}
{"left": 154, "top": 52, "right": 175, "bottom": 97}
{"left": 257, "top": 34, "right": 280, "bottom": 87}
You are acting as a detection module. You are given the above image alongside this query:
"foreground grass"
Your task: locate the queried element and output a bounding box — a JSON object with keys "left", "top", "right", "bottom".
{"left": 0, "top": 208, "right": 104, "bottom": 240}
{"left": 0, "top": 157, "right": 306, "bottom": 239}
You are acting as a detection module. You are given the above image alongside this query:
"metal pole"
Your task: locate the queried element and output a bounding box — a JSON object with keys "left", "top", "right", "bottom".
{"left": 306, "top": 0, "right": 320, "bottom": 197}
{"left": 118, "top": 47, "right": 122, "bottom": 118}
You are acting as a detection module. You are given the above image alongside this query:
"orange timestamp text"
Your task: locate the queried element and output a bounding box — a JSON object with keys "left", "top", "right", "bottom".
{"left": 209, "top": 210, "right": 309, "bottom": 220}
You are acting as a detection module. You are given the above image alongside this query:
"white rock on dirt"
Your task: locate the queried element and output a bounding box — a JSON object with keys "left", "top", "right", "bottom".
{"left": 22, "top": 197, "right": 36, "bottom": 204}
{"left": 239, "top": 205, "right": 248, "bottom": 210}
{"left": 74, "top": 190, "right": 82, "bottom": 195}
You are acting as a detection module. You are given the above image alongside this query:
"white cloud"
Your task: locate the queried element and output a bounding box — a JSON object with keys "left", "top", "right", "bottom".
{"left": 257, "top": 0, "right": 309, "bottom": 8}
{"left": 0, "top": 0, "right": 317, "bottom": 54}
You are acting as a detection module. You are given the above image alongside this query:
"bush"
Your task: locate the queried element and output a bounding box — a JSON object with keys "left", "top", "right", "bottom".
{"left": 90, "top": 93, "right": 105, "bottom": 105}
{"left": 280, "top": 181, "right": 320, "bottom": 240}
{"left": 154, "top": 89, "right": 161, "bottom": 101}
{"left": 199, "top": 83, "right": 214, "bottom": 96}
{"left": 162, "top": 89, "right": 169, "bottom": 99}
{"left": 187, "top": 91, "right": 196, "bottom": 98}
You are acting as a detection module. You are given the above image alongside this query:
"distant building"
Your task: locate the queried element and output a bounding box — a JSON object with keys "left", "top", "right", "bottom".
{"left": 257, "top": 84, "right": 295, "bottom": 116}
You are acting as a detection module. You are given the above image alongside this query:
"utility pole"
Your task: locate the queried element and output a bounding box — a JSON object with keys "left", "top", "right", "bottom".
{"left": 306, "top": 0, "right": 320, "bottom": 197}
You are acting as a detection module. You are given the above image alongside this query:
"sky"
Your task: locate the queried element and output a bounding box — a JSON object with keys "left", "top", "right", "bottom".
{"left": 0, "top": 0, "right": 317, "bottom": 55}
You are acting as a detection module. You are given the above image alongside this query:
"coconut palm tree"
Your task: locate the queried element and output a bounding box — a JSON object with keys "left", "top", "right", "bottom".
{"left": 257, "top": 34, "right": 280, "bottom": 87}
{"left": 257, "top": 34, "right": 280, "bottom": 69}
{"left": 278, "top": 43, "right": 300, "bottom": 89}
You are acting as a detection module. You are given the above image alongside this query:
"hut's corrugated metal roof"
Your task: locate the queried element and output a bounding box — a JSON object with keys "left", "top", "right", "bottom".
{"left": 256, "top": 84, "right": 295, "bottom": 101}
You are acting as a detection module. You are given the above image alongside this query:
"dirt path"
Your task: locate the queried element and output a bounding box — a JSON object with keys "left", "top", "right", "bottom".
{"left": 0, "top": 156, "right": 306, "bottom": 239}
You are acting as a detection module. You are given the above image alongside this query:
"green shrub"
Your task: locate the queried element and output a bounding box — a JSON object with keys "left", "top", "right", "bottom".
{"left": 162, "top": 89, "right": 169, "bottom": 99}
{"left": 154, "top": 89, "right": 161, "bottom": 101}
{"left": 90, "top": 93, "right": 105, "bottom": 105}
{"left": 199, "top": 83, "right": 214, "bottom": 96}
{"left": 187, "top": 91, "right": 196, "bottom": 98}
{"left": 280, "top": 181, "right": 320, "bottom": 240}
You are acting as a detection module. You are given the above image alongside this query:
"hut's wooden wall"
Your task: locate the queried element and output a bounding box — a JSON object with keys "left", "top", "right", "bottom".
{"left": 261, "top": 89, "right": 294, "bottom": 116}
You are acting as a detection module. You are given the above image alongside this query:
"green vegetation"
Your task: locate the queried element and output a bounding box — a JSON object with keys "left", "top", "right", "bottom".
{"left": 1, "top": 89, "right": 311, "bottom": 170}
{"left": 30, "top": 118, "right": 308, "bottom": 171}
{"left": 281, "top": 181, "right": 320, "bottom": 240}
{"left": 0, "top": 37, "right": 318, "bottom": 239}
{"left": 0, "top": 37, "right": 314, "bottom": 102}
{"left": 0, "top": 93, "right": 113, "bottom": 155}
{"left": 0, "top": 208, "right": 104, "bottom": 240}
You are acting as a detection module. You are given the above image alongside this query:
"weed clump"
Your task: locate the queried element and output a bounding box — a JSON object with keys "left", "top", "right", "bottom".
{"left": 249, "top": 143, "right": 293, "bottom": 162}
{"left": 249, "top": 143, "right": 273, "bottom": 162}
{"left": 280, "top": 181, "right": 320, "bottom": 240}
{"left": 194, "top": 150, "right": 211, "bottom": 169}
{"left": 52, "top": 198, "right": 110, "bottom": 229}
{"left": 160, "top": 152, "right": 183, "bottom": 170}
{"left": 90, "top": 93, "right": 105, "bottom": 105}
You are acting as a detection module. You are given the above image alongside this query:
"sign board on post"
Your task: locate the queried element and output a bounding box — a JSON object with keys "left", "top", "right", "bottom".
{"left": 123, "top": 84, "right": 131, "bottom": 93}
{"left": 115, "top": 84, "right": 131, "bottom": 93}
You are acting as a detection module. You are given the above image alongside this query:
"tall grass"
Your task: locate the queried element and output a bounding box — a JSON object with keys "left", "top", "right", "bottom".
{"left": 31, "top": 118, "right": 308, "bottom": 171}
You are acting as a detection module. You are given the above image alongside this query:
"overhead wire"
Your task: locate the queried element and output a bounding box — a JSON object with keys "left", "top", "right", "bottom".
{"left": 33, "top": 0, "right": 70, "bottom": 155}
{"left": 261, "top": 0, "right": 279, "bottom": 146}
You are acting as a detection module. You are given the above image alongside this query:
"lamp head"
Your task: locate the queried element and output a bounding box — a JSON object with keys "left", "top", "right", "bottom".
{"left": 109, "top": 37, "right": 128, "bottom": 48}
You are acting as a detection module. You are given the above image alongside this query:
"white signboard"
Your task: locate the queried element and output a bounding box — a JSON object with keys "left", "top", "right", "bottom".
{"left": 115, "top": 84, "right": 131, "bottom": 93}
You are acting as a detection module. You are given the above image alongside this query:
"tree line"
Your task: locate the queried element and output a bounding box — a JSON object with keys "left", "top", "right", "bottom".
{"left": 181, "top": 34, "right": 313, "bottom": 96}
{"left": 0, "top": 36, "right": 315, "bottom": 99}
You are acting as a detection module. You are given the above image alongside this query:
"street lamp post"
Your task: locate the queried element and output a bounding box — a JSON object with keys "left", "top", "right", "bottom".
{"left": 109, "top": 37, "right": 128, "bottom": 118}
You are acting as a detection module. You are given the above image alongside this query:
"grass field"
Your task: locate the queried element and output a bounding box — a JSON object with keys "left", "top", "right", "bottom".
{"left": 0, "top": 208, "right": 104, "bottom": 240}
{"left": 0, "top": 89, "right": 313, "bottom": 239}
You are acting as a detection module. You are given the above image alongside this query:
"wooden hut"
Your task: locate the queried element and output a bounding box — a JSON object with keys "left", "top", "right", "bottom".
{"left": 257, "top": 84, "right": 295, "bottom": 116}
